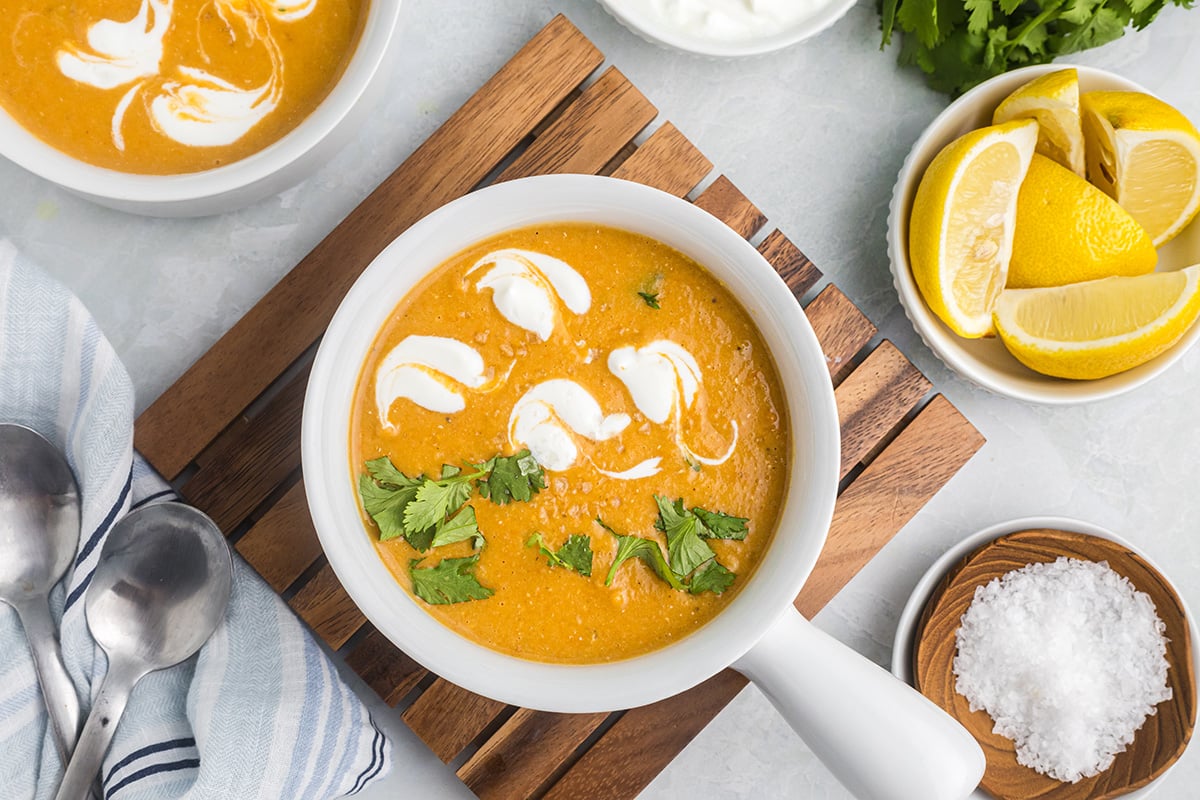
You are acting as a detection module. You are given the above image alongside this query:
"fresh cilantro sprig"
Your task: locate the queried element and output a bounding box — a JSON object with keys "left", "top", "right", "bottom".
{"left": 526, "top": 532, "right": 594, "bottom": 576}
{"left": 599, "top": 499, "right": 747, "bottom": 596}
{"left": 879, "top": 0, "right": 1194, "bottom": 95}
{"left": 358, "top": 451, "right": 544, "bottom": 552}
{"left": 637, "top": 291, "right": 661, "bottom": 309}
{"left": 409, "top": 555, "right": 493, "bottom": 604}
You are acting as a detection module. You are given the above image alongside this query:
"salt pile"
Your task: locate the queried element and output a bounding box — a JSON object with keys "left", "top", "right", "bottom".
{"left": 953, "top": 557, "right": 1172, "bottom": 783}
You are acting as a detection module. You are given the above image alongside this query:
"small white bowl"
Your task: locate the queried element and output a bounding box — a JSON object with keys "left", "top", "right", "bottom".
{"left": 886, "top": 64, "right": 1200, "bottom": 404}
{"left": 892, "top": 515, "right": 1199, "bottom": 800}
{"left": 0, "top": 0, "right": 402, "bottom": 217}
{"left": 598, "top": 0, "right": 857, "bottom": 57}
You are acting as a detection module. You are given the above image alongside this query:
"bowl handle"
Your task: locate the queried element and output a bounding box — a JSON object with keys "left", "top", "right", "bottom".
{"left": 733, "top": 607, "right": 984, "bottom": 800}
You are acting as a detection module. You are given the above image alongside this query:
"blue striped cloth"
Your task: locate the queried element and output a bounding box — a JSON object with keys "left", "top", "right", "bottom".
{"left": 0, "top": 241, "right": 392, "bottom": 798}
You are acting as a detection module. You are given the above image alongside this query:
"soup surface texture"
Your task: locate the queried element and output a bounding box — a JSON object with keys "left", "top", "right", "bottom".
{"left": 352, "top": 223, "right": 790, "bottom": 663}
{"left": 0, "top": 0, "right": 364, "bottom": 174}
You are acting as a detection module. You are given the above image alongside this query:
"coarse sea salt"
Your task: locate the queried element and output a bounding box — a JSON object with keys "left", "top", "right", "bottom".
{"left": 953, "top": 557, "right": 1172, "bottom": 783}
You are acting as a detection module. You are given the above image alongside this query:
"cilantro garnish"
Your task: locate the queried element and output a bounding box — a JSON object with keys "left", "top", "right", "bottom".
{"left": 475, "top": 450, "right": 546, "bottom": 505}
{"left": 692, "top": 507, "right": 749, "bottom": 540}
{"left": 654, "top": 496, "right": 716, "bottom": 580}
{"left": 879, "top": 0, "right": 1190, "bottom": 95}
{"left": 357, "top": 451, "right": 545, "bottom": 553}
{"left": 688, "top": 559, "right": 736, "bottom": 595}
{"left": 600, "top": 518, "right": 685, "bottom": 591}
{"left": 637, "top": 291, "right": 660, "bottom": 309}
{"left": 526, "top": 532, "right": 593, "bottom": 576}
{"left": 409, "top": 555, "right": 493, "bottom": 604}
{"left": 599, "top": 511, "right": 737, "bottom": 595}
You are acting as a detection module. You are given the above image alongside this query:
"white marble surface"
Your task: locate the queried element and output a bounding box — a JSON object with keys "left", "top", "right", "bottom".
{"left": 3, "top": 1, "right": 1199, "bottom": 798}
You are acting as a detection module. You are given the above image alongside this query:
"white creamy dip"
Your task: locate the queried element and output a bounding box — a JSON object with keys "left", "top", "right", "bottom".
{"left": 508, "top": 380, "right": 630, "bottom": 472}
{"left": 470, "top": 250, "right": 591, "bottom": 341}
{"left": 375, "top": 336, "right": 488, "bottom": 433}
{"left": 609, "top": 340, "right": 738, "bottom": 466}
{"left": 638, "top": 0, "right": 820, "bottom": 42}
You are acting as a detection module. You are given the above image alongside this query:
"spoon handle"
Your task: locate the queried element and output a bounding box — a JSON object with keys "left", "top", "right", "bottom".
{"left": 54, "top": 658, "right": 142, "bottom": 800}
{"left": 16, "top": 597, "right": 81, "bottom": 764}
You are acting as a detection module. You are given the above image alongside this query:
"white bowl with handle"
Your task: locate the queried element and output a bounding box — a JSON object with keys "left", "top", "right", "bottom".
{"left": 303, "top": 174, "right": 985, "bottom": 800}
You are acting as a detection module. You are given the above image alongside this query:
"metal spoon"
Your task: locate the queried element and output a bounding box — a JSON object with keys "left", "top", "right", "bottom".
{"left": 0, "top": 423, "right": 83, "bottom": 764}
{"left": 54, "top": 502, "right": 232, "bottom": 800}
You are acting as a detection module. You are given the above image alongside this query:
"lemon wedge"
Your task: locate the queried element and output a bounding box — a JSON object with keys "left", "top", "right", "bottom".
{"left": 993, "top": 68, "right": 1086, "bottom": 177}
{"left": 1081, "top": 91, "right": 1200, "bottom": 247}
{"left": 1009, "top": 154, "right": 1157, "bottom": 289}
{"left": 993, "top": 265, "right": 1200, "bottom": 380}
{"left": 909, "top": 119, "right": 1038, "bottom": 337}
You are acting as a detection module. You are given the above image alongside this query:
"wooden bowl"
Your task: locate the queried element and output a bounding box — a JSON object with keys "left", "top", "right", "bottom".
{"left": 914, "top": 529, "right": 1196, "bottom": 800}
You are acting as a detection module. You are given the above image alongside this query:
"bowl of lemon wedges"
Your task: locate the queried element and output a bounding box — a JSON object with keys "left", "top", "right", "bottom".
{"left": 888, "top": 64, "right": 1200, "bottom": 404}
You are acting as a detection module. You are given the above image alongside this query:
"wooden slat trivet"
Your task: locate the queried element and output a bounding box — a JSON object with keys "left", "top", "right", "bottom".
{"left": 134, "top": 15, "right": 985, "bottom": 800}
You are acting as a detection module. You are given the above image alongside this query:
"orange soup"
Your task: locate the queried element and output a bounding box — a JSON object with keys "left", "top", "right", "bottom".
{"left": 0, "top": 0, "right": 365, "bottom": 174}
{"left": 351, "top": 223, "right": 790, "bottom": 663}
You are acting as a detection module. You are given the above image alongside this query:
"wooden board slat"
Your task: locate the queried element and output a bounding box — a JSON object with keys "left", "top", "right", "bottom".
{"left": 833, "top": 340, "right": 931, "bottom": 479}
{"left": 345, "top": 628, "right": 427, "bottom": 707}
{"left": 402, "top": 681, "right": 509, "bottom": 763}
{"left": 135, "top": 15, "right": 604, "bottom": 479}
{"left": 693, "top": 175, "right": 767, "bottom": 239}
{"left": 542, "top": 667, "right": 748, "bottom": 800}
{"left": 234, "top": 481, "right": 323, "bottom": 593}
{"left": 759, "top": 229, "right": 821, "bottom": 299}
{"left": 795, "top": 394, "right": 985, "bottom": 618}
{"left": 288, "top": 563, "right": 367, "bottom": 650}
{"left": 610, "top": 122, "right": 712, "bottom": 197}
{"left": 496, "top": 67, "right": 656, "bottom": 183}
{"left": 458, "top": 708, "right": 610, "bottom": 800}
{"left": 179, "top": 367, "right": 308, "bottom": 532}
{"left": 803, "top": 285, "right": 877, "bottom": 385}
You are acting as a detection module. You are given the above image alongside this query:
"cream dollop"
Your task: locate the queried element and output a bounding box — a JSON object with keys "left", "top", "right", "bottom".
{"left": 375, "top": 336, "right": 487, "bottom": 433}
{"left": 149, "top": 66, "right": 281, "bottom": 147}
{"left": 471, "top": 250, "right": 591, "bottom": 340}
{"left": 608, "top": 340, "right": 738, "bottom": 466}
{"left": 640, "top": 0, "right": 821, "bottom": 41}
{"left": 56, "top": 0, "right": 171, "bottom": 90}
{"left": 509, "top": 380, "right": 632, "bottom": 472}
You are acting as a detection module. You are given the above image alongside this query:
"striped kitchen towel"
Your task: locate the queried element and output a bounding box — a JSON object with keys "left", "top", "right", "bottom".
{"left": 0, "top": 240, "right": 392, "bottom": 799}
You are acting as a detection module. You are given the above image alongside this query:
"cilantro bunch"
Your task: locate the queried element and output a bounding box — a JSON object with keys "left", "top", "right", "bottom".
{"left": 880, "top": 0, "right": 1194, "bottom": 95}
{"left": 358, "top": 451, "right": 545, "bottom": 604}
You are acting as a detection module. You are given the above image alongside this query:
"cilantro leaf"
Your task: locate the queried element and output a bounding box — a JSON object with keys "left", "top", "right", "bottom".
{"left": 430, "top": 505, "right": 481, "bottom": 549}
{"left": 526, "top": 532, "right": 593, "bottom": 576}
{"left": 404, "top": 477, "right": 474, "bottom": 533}
{"left": 637, "top": 291, "right": 660, "bottom": 309}
{"left": 477, "top": 450, "right": 546, "bottom": 505}
{"left": 689, "top": 560, "right": 736, "bottom": 595}
{"left": 654, "top": 496, "right": 716, "bottom": 579}
{"left": 358, "top": 472, "right": 420, "bottom": 544}
{"left": 409, "top": 556, "right": 493, "bottom": 604}
{"left": 692, "top": 507, "right": 749, "bottom": 540}
{"left": 365, "top": 456, "right": 419, "bottom": 489}
{"left": 603, "top": 531, "right": 685, "bottom": 590}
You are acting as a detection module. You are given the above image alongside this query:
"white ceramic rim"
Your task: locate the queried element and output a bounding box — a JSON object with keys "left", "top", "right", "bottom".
{"left": 886, "top": 63, "right": 1200, "bottom": 405}
{"left": 597, "top": 0, "right": 857, "bottom": 57}
{"left": 0, "top": 0, "right": 402, "bottom": 203}
{"left": 890, "top": 514, "right": 1199, "bottom": 800}
{"left": 301, "top": 174, "right": 841, "bottom": 713}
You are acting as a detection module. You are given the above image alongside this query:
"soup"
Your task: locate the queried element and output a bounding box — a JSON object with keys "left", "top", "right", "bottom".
{"left": 0, "top": 0, "right": 365, "bottom": 174}
{"left": 351, "top": 223, "right": 790, "bottom": 663}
